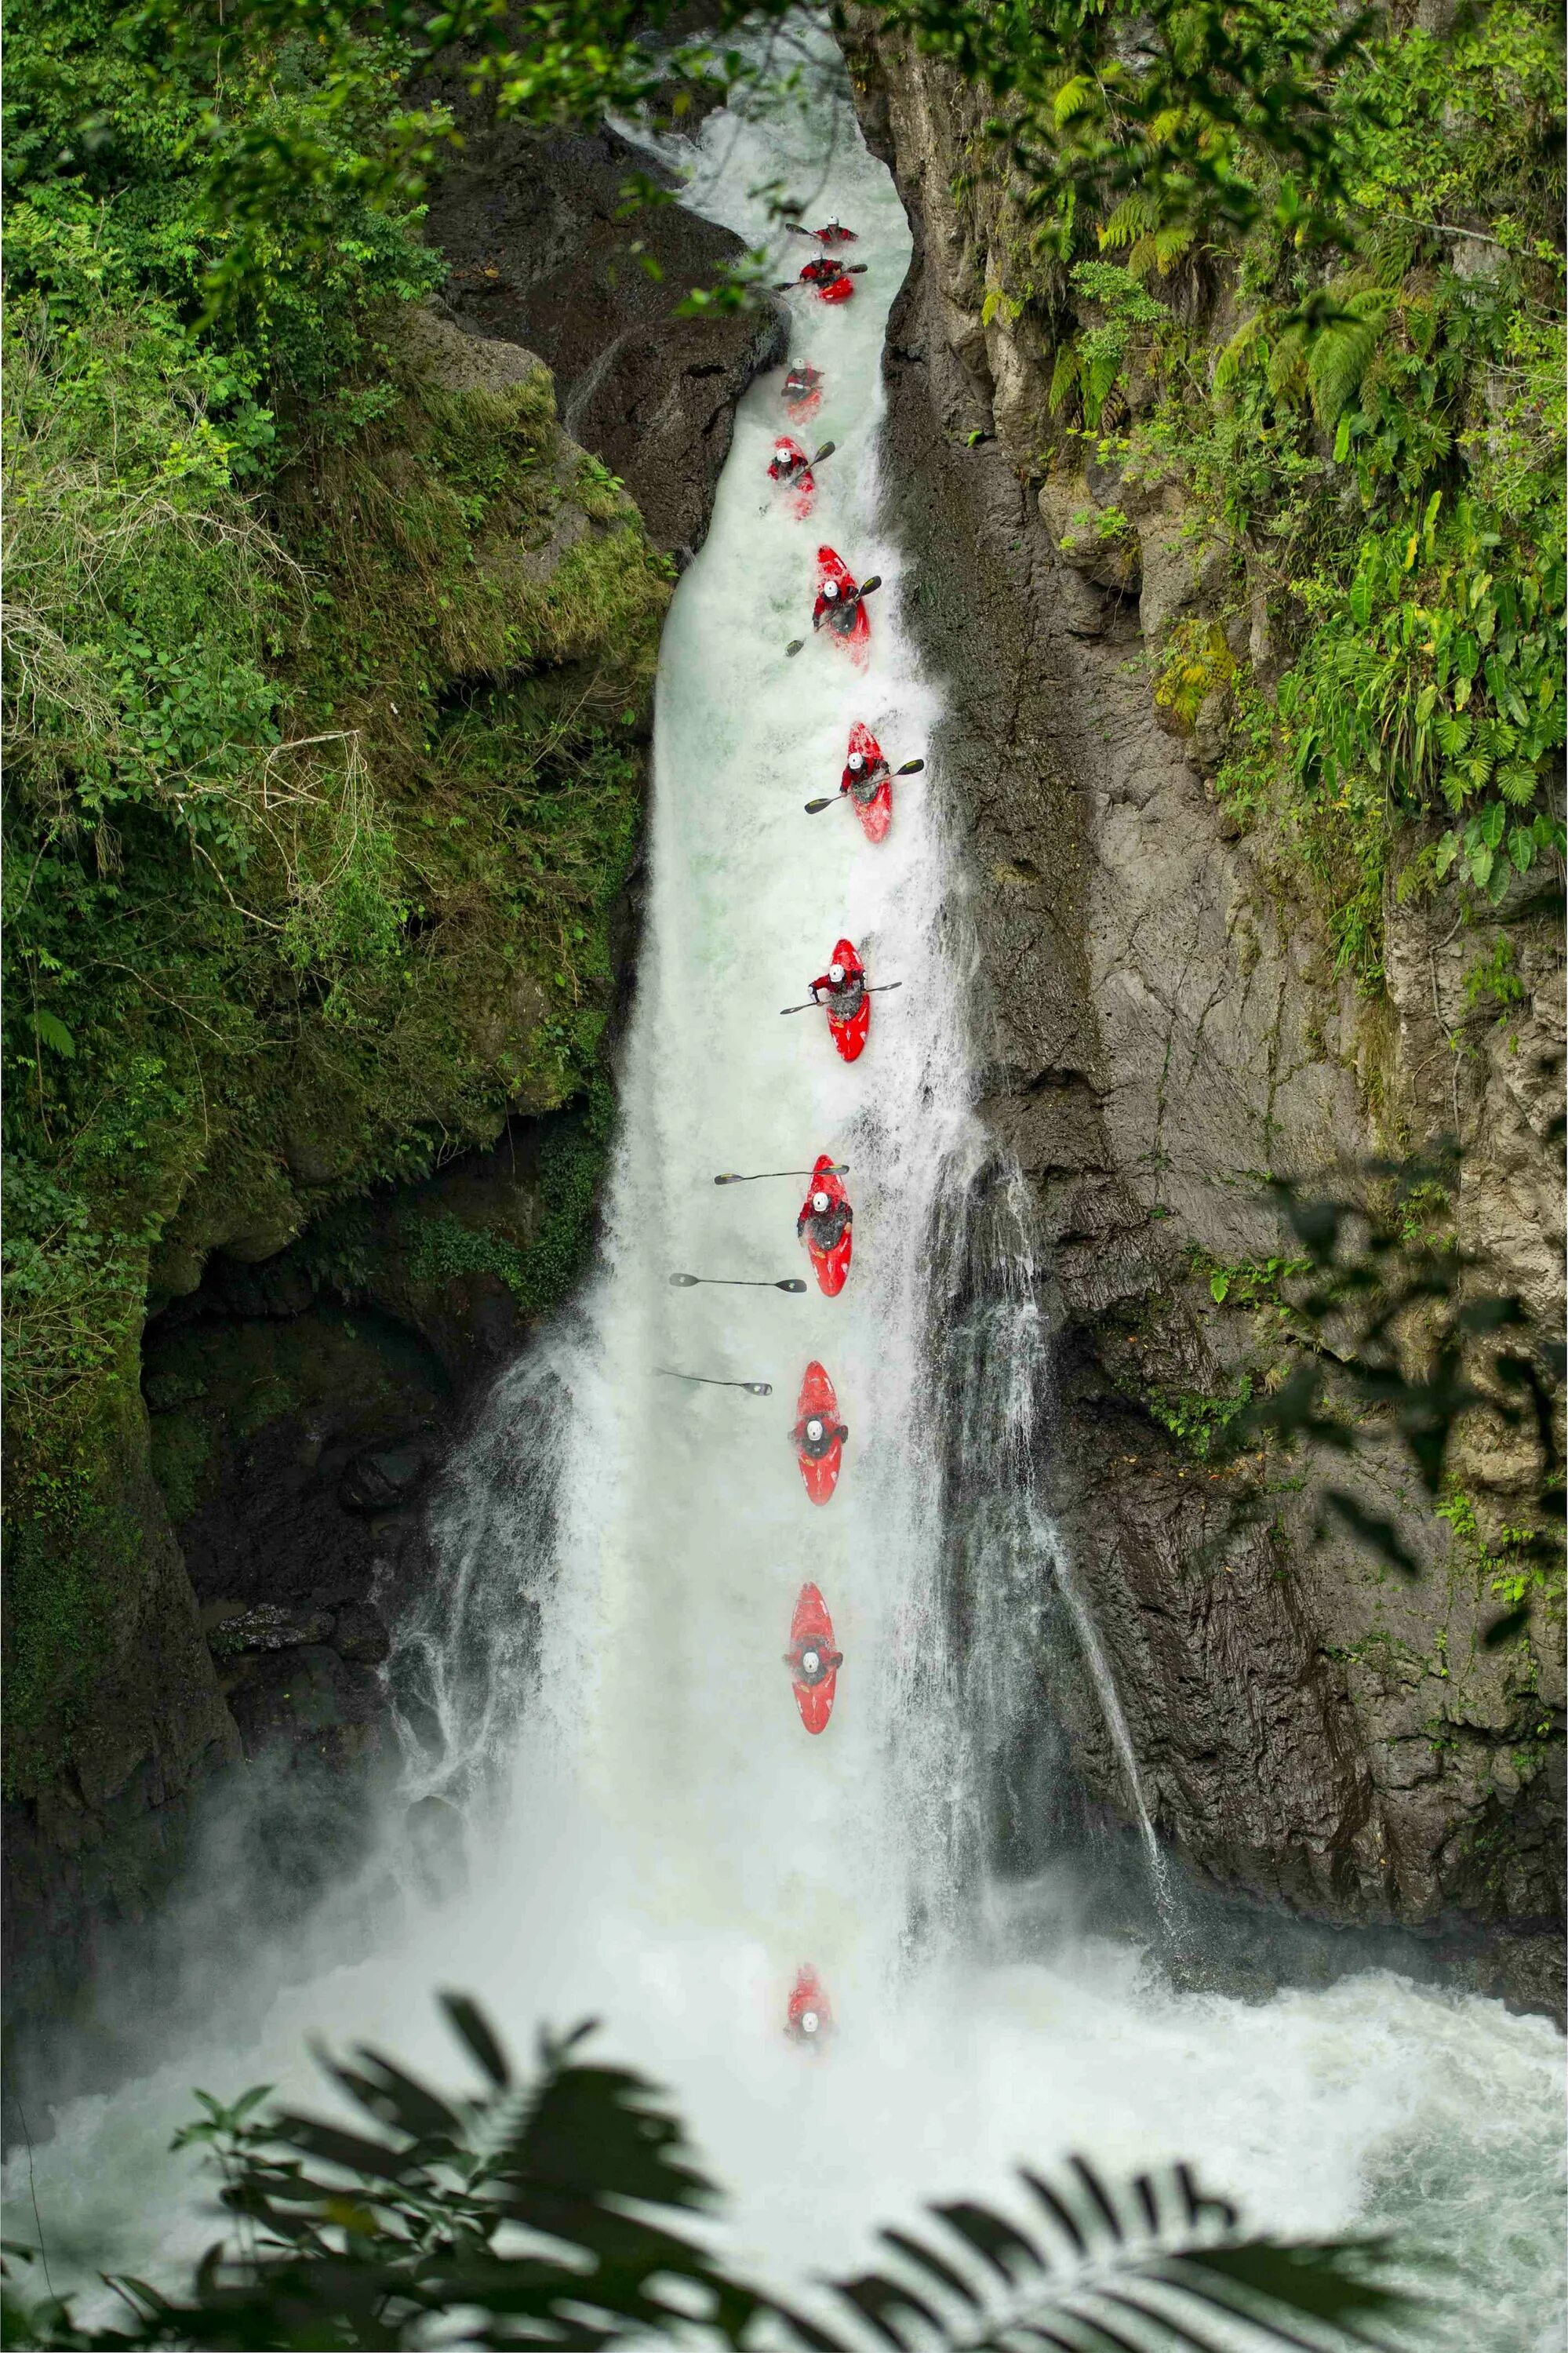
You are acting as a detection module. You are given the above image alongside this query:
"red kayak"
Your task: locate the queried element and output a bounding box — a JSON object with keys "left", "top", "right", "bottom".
{"left": 784, "top": 1582, "right": 841, "bottom": 1733}
{"left": 799, "top": 258, "right": 854, "bottom": 304}
{"left": 786, "top": 1964, "right": 833, "bottom": 2044}
{"left": 813, "top": 547, "right": 871, "bottom": 665}
{"left": 799, "top": 1154, "right": 852, "bottom": 1297}
{"left": 842, "top": 724, "right": 893, "bottom": 842}
{"left": 769, "top": 435, "right": 817, "bottom": 518}
{"left": 783, "top": 364, "right": 823, "bottom": 426}
{"left": 793, "top": 1362, "right": 846, "bottom": 1504}
{"left": 824, "top": 936, "right": 869, "bottom": 1061}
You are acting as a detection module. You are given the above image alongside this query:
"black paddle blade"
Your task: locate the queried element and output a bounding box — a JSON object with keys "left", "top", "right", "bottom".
{"left": 803, "top": 797, "right": 838, "bottom": 813}
{"left": 858, "top": 574, "right": 882, "bottom": 595}
{"left": 743, "top": 1381, "right": 773, "bottom": 1395}
{"left": 897, "top": 758, "right": 925, "bottom": 775}
{"left": 668, "top": 1273, "right": 700, "bottom": 1286}
{"left": 813, "top": 441, "right": 836, "bottom": 464}
{"left": 785, "top": 638, "right": 805, "bottom": 657}
{"left": 848, "top": 264, "right": 868, "bottom": 274}
{"left": 775, "top": 1280, "right": 808, "bottom": 1293}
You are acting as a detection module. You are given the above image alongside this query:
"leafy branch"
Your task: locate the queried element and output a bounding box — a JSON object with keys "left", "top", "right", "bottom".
{"left": 1, "top": 2000, "right": 1424, "bottom": 2352}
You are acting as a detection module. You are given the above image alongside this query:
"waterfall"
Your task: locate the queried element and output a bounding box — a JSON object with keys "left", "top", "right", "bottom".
{"left": 5, "top": 30, "right": 1562, "bottom": 2351}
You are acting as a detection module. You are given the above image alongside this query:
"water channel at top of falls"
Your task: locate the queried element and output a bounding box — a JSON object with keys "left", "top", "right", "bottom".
{"left": 7, "top": 26, "right": 1564, "bottom": 2347}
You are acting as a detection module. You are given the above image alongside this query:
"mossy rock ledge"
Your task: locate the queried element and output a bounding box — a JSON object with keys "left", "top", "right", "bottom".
{"left": 2, "top": 311, "right": 672, "bottom": 2059}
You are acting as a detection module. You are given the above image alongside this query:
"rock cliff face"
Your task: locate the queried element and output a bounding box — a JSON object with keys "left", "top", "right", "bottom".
{"left": 424, "top": 101, "right": 787, "bottom": 556}
{"left": 844, "top": 28, "right": 1563, "bottom": 2013}
{"left": 4, "top": 160, "right": 775, "bottom": 2072}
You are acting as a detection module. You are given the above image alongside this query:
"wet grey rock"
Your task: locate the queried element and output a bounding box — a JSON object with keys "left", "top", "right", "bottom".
{"left": 406, "top": 1794, "right": 467, "bottom": 1903}
{"left": 226, "top": 1646, "right": 386, "bottom": 1769}
{"left": 339, "top": 1443, "right": 432, "bottom": 1515}
{"left": 331, "top": 1599, "right": 392, "bottom": 1667}
{"left": 209, "top": 1602, "right": 335, "bottom": 1657}
{"left": 844, "top": 23, "right": 1563, "bottom": 2010}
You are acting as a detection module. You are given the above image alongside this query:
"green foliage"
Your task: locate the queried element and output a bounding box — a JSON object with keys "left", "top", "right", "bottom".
{"left": 1149, "top": 1374, "right": 1256, "bottom": 1460}
{"left": 2, "top": 0, "right": 668, "bottom": 1796}
{"left": 979, "top": 0, "right": 1566, "bottom": 981}
{"left": 1, "top": 2000, "right": 1421, "bottom": 2352}
{"left": 1155, "top": 618, "right": 1235, "bottom": 730}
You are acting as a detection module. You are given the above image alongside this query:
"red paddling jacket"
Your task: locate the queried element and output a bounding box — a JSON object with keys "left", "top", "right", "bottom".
{"left": 809, "top": 946, "right": 865, "bottom": 1019}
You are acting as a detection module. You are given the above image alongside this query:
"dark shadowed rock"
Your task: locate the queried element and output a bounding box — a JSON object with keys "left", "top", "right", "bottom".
{"left": 331, "top": 1600, "right": 392, "bottom": 1667}
{"left": 845, "top": 23, "right": 1563, "bottom": 2015}
{"left": 425, "top": 118, "right": 787, "bottom": 551}
{"left": 340, "top": 1443, "right": 433, "bottom": 1515}
{"left": 226, "top": 1646, "right": 387, "bottom": 1769}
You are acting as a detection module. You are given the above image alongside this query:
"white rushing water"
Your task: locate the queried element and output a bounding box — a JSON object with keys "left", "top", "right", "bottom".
{"left": 8, "top": 27, "right": 1564, "bottom": 2349}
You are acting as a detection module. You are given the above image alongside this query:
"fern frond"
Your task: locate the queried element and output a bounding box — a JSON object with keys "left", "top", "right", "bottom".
{"left": 1100, "top": 192, "right": 1161, "bottom": 250}
{"left": 1048, "top": 341, "right": 1082, "bottom": 413}
{"left": 1213, "top": 311, "right": 1265, "bottom": 395}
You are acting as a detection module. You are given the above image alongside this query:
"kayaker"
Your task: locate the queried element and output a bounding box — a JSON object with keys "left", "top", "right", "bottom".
{"left": 793, "top": 1411, "right": 849, "bottom": 1464}
{"left": 799, "top": 256, "right": 847, "bottom": 293}
{"left": 784, "top": 363, "right": 822, "bottom": 402}
{"left": 798, "top": 1184, "right": 852, "bottom": 1253}
{"left": 809, "top": 954, "right": 866, "bottom": 1020}
{"left": 813, "top": 576, "right": 863, "bottom": 635}
{"left": 816, "top": 220, "right": 857, "bottom": 246}
{"left": 769, "top": 440, "right": 812, "bottom": 486}
{"left": 784, "top": 1631, "right": 844, "bottom": 1686}
{"left": 840, "top": 744, "right": 890, "bottom": 804}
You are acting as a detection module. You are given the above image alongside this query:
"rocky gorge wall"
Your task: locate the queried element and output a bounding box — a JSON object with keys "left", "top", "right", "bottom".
{"left": 843, "top": 26, "right": 1563, "bottom": 2015}
{"left": 3, "top": 124, "right": 782, "bottom": 2081}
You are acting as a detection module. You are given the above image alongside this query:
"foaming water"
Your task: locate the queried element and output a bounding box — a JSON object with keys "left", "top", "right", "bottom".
{"left": 7, "top": 29, "right": 1563, "bottom": 2350}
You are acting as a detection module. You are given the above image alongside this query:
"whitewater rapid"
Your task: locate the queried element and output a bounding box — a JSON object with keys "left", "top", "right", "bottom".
{"left": 7, "top": 28, "right": 1563, "bottom": 2349}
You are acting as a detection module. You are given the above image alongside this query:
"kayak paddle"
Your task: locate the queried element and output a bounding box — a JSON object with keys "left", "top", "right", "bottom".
{"left": 785, "top": 577, "right": 883, "bottom": 657}
{"left": 804, "top": 758, "right": 925, "bottom": 813}
{"left": 773, "top": 266, "right": 868, "bottom": 289}
{"left": 757, "top": 443, "right": 839, "bottom": 513}
{"left": 712, "top": 1165, "right": 849, "bottom": 1184}
{"left": 658, "top": 1369, "right": 773, "bottom": 1396}
{"left": 669, "top": 1273, "right": 808, "bottom": 1293}
{"left": 780, "top": 984, "right": 902, "bottom": 1014}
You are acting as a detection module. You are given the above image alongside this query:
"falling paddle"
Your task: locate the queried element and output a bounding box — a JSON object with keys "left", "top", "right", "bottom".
{"left": 785, "top": 576, "right": 882, "bottom": 657}
{"left": 669, "top": 1273, "right": 808, "bottom": 1293}
{"left": 658, "top": 1369, "right": 773, "bottom": 1396}
{"left": 804, "top": 758, "right": 924, "bottom": 813}
{"left": 712, "top": 1164, "right": 849, "bottom": 1184}
{"left": 780, "top": 984, "right": 904, "bottom": 1014}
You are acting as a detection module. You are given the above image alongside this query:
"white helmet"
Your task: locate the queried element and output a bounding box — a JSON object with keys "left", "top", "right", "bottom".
{"left": 846, "top": 751, "right": 864, "bottom": 772}
{"left": 828, "top": 962, "right": 846, "bottom": 984}
{"left": 821, "top": 578, "right": 839, "bottom": 599}
{"left": 812, "top": 1190, "right": 831, "bottom": 1214}
{"left": 802, "top": 1648, "right": 820, "bottom": 1675}
{"left": 806, "top": 1417, "right": 824, "bottom": 1442}
{"left": 801, "top": 2009, "right": 820, "bottom": 2035}
{"left": 774, "top": 442, "right": 791, "bottom": 462}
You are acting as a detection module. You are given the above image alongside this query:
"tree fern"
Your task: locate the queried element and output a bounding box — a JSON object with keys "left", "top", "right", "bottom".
{"left": 2, "top": 2005, "right": 1426, "bottom": 2353}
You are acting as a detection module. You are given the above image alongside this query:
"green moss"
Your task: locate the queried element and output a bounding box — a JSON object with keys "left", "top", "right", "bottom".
{"left": 147, "top": 1407, "right": 216, "bottom": 1528}
{"left": 2, "top": 1387, "right": 154, "bottom": 1797}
